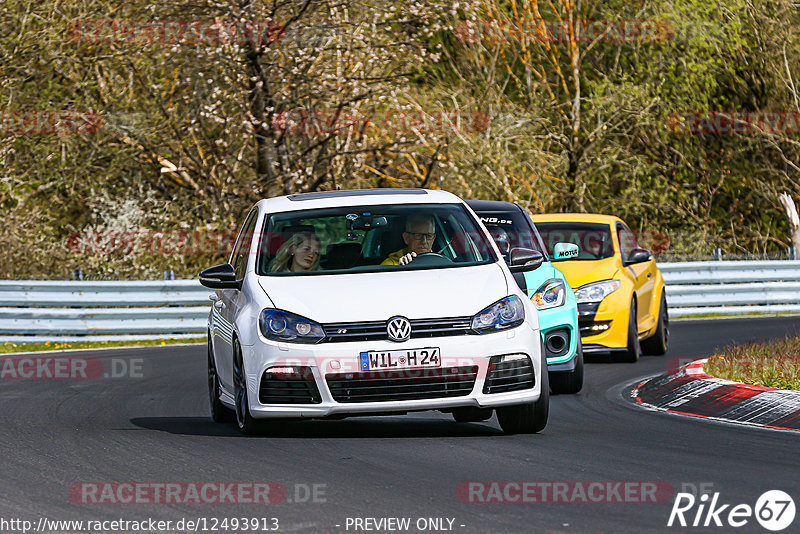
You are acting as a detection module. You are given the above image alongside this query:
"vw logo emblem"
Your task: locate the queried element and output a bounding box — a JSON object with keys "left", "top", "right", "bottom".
{"left": 387, "top": 316, "right": 411, "bottom": 342}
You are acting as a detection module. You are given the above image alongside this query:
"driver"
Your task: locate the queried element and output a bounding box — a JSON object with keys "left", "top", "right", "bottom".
{"left": 584, "top": 233, "right": 605, "bottom": 259}
{"left": 381, "top": 214, "right": 436, "bottom": 266}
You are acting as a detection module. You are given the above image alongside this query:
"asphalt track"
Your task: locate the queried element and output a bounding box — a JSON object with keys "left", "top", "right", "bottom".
{"left": 1, "top": 316, "right": 799, "bottom": 534}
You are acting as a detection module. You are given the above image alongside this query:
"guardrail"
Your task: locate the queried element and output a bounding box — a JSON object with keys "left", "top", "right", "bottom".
{"left": 0, "top": 280, "right": 211, "bottom": 343}
{"left": 2, "top": 260, "right": 799, "bottom": 343}
{"left": 661, "top": 260, "right": 800, "bottom": 317}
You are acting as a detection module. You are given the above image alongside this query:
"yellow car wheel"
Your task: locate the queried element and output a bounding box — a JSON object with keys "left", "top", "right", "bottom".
{"left": 622, "top": 297, "right": 641, "bottom": 363}
{"left": 641, "top": 293, "right": 669, "bottom": 356}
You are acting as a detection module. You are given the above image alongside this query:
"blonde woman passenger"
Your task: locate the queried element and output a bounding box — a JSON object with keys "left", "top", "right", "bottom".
{"left": 269, "top": 232, "right": 321, "bottom": 272}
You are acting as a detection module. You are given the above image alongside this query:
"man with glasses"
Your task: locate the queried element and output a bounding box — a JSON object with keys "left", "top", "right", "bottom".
{"left": 381, "top": 214, "right": 436, "bottom": 266}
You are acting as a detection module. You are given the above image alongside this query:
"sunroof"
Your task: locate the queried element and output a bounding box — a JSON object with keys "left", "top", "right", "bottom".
{"left": 287, "top": 189, "right": 428, "bottom": 201}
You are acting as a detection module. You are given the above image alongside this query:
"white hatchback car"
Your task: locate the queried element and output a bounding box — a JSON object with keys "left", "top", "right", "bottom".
{"left": 200, "top": 189, "right": 549, "bottom": 435}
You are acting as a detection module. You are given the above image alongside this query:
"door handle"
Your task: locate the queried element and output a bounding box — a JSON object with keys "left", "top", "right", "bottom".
{"left": 214, "top": 300, "right": 225, "bottom": 309}
{"left": 647, "top": 272, "right": 653, "bottom": 278}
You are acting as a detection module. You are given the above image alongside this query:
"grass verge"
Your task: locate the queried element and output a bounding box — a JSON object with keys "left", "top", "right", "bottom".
{"left": 0, "top": 337, "right": 207, "bottom": 354}
{"left": 703, "top": 336, "right": 800, "bottom": 390}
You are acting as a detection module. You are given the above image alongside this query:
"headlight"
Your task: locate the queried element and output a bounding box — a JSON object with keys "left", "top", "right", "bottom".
{"left": 471, "top": 296, "right": 525, "bottom": 334}
{"left": 574, "top": 279, "right": 621, "bottom": 304}
{"left": 259, "top": 309, "right": 325, "bottom": 344}
{"left": 532, "top": 279, "right": 566, "bottom": 310}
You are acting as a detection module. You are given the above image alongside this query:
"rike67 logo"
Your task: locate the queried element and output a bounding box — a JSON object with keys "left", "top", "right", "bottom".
{"left": 668, "top": 490, "right": 795, "bottom": 531}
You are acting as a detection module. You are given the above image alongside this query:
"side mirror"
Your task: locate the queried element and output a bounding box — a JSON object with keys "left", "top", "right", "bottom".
{"left": 552, "top": 242, "right": 579, "bottom": 261}
{"left": 509, "top": 248, "right": 544, "bottom": 273}
{"left": 625, "top": 248, "right": 653, "bottom": 265}
{"left": 199, "top": 263, "right": 240, "bottom": 289}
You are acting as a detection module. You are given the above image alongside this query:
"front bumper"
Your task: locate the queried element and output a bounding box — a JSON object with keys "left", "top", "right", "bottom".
{"left": 538, "top": 301, "right": 579, "bottom": 369}
{"left": 577, "top": 300, "right": 628, "bottom": 350}
{"left": 238, "top": 323, "right": 543, "bottom": 418}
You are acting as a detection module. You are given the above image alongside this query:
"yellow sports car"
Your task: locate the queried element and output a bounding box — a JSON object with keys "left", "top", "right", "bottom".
{"left": 530, "top": 214, "right": 668, "bottom": 362}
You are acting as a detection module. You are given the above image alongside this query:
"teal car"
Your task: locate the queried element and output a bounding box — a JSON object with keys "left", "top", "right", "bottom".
{"left": 467, "top": 200, "right": 583, "bottom": 394}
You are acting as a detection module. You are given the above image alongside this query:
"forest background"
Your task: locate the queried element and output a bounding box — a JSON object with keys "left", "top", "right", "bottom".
{"left": 2, "top": 0, "right": 799, "bottom": 278}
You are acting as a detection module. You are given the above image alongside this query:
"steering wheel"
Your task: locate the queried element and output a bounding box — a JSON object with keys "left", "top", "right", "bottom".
{"left": 407, "top": 252, "right": 453, "bottom": 267}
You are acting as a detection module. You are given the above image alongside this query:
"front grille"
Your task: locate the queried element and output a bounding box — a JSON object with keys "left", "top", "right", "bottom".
{"left": 259, "top": 366, "right": 322, "bottom": 404}
{"left": 326, "top": 365, "right": 478, "bottom": 403}
{"left": 483, "top": 355, "right": 535, "bottom": 394}
{"left": 322, "top": 316, "right": 473, "bottom": 343}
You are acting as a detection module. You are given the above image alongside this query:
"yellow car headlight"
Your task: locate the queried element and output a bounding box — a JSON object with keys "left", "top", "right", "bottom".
{"left": 574, "top": 279, "right": 620, "bottom": 304}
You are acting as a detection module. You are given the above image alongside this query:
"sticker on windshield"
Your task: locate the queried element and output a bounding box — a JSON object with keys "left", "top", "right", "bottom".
{"left": 481, "top": 216, "right": 513, "bottom": 225}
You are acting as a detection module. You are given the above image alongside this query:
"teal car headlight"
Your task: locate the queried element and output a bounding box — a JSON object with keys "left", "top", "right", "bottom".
{"left": 532, "top": 279, "right": 566, "bottom": 310}
{"left": 259, "top": 309, "right": 325, "bottom": 344}
{"left": 574, "top": 279, "right": 621, "bottom": 304}
{"left": 471, "top": 296, "right": 525, "bottom": 334}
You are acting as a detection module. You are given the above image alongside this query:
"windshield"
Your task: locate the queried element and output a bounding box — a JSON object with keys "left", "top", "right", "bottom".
{"left": 535, "top": 222, "right": 615, "bottom": 260}
{"left": 474, "top": 210, "right": 547, "bottom": 262}
{"left": 256, "top": 203, "right": 497, "bottom": 275}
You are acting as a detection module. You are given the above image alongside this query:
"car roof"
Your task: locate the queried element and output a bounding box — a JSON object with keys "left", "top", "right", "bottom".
{"left": 255, "top": 188, "right": 463, "bottom": 213}
{"left": 529, "top": 213, "right": 625, "bottom": 225}
{"left": 465, "top": 199, "right": 521, "bottom": 212}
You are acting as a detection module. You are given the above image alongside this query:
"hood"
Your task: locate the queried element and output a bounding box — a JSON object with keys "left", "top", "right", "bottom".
{"left": 257, "top": 263, "right": 509, "bottom": 323}
{"left": 551, "top": 257, "right": 620, "bottom": 290}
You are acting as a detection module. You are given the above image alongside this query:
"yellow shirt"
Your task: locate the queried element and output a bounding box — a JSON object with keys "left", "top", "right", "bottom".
{"left": 380, "top": 248, "right": 408, "bottom": 266}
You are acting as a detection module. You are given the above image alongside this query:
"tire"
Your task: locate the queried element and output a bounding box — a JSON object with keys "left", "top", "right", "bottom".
{"left": 622, "top": 297, "right": 641, "bottom": 363}
{"left": 452, "top": 407, "right": 493, "bottom": 423}
{"left": 549, "top": 338, "right": 584, "bottom": 394}
{"left": 641, "top": 293, "right": 669, "bottom": 356}
{"left": 208, "top": 336, "right": 234, "bottom": 423}
{"left": 496, "top": 362, "right": 549, "bottom": 434}
{"left": 233, "top": 340, "right": 262, "bottom": 436}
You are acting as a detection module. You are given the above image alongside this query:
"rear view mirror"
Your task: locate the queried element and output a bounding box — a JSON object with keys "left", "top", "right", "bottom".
{"left": 346, "top": 214, "right": 388, "bottom": 231}
{"left": 509, "top": 248, "right": 544, "bottom": 273}
{"left": 199, "top": 263, "right": 240, "bottom": 289}
{"left": 552, "top": 242, "right": 579, "bottom": 261}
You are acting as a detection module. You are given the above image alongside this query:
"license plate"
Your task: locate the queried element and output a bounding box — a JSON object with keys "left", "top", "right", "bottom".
{"left": 359, "top": 348, "right": 441, "bottom": 371}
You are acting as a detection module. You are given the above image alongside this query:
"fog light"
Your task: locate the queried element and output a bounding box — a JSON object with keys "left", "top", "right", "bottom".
{"left": 497, "top": 353, "right": 528, "bottom": 363}
{"left": 268, "top": 367, "right": 299, "bottom": 375}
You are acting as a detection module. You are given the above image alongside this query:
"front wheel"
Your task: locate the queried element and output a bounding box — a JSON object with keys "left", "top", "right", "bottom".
{"left": 208, "top": 336, "right": 234, "bottom": 423}
{"left": 496, "top": 363, "right": 549, "bottom": 434}
{"left": 550, "top": 339, "right": 584, "bottom": 394}
{"left": 622, "top": 297, "right": 641, "bottom": 363}
{"left": 641, "top": 293, "right": 669, "bottom": 356}
{"left": 233, "top": 341, "right": 262, "bottom": 435}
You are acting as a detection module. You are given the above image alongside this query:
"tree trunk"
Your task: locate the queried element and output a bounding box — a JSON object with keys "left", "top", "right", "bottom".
{"left": 778, "top": 192, "right": 800, "bottom": 256}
